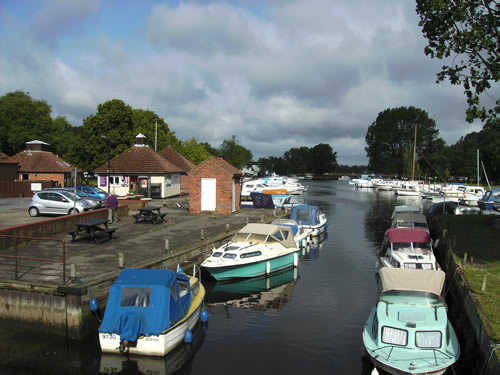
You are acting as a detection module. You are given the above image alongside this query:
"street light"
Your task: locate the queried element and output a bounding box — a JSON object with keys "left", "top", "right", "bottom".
{"left": 101, "top": 135, "right": 111, "bottom": 194}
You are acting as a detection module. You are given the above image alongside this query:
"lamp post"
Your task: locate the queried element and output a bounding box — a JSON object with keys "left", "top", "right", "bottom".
{"left": 101, "top": 135, "right": 111, "bottom": 194}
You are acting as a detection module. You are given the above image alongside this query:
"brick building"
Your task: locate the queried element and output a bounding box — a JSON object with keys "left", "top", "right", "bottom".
{"left": 188, "top": 157, "right": 242, "bottom": 214}
{"left": 158, "top": 146, "right": 195, "bottom": 195}
{"left": 0, "top": 152, "right": 19, "bottom": 182}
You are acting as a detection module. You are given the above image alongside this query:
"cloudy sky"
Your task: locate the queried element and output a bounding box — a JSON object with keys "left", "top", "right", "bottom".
{"left": 0, "top": 0, "right": 491, "bottom": 165}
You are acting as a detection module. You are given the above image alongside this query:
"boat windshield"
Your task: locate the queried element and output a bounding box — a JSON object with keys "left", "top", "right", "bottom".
{"left": 232, "top": 232, "right": 267, "bottom": 244}
{"left": 380, "top": 290, "right": 446, "bottom": 307}
{"left": 120, "top": 287, "right": 152, "bottom": 307}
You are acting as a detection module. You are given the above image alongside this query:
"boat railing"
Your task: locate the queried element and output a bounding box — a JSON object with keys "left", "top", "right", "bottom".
{"left": 177, "top": 260, "right": 202, "bottom": 280}
{"left": 370, "top": 345, "right": 455, "bottom": 365}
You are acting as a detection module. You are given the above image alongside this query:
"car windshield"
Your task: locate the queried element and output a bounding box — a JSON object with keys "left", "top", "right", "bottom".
{"left": 60, "top": 191, "right": 78, "bottom": 200}
{"left": 93, "top": 187, "right": 107, "bottom": 194}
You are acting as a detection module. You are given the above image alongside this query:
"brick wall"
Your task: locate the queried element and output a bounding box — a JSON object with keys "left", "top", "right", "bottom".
{"left": 0, "top": 164, "right": 18, "bottom": 182}
{"left": 20, "top": 173, "right": 65, "bottom": 187}
{"left": 188, "top": 159, "right": 240, "bottom": 214}
{"left": 0, "top": 180, "right": 53, "bottom": 198}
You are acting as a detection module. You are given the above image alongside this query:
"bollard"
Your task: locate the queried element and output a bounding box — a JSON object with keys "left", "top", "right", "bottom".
{"left": 226, "top": 223, "right": 229, "bottom": 232}
{"left": 118, "top": 252, "right": 124, "bottom": 269}
{"left": 481, "top": 273, "right": 487, "bottom": 293}
{"left": 246, "top": 217, "right": 249, "bottom": 224}
{"left": 70, "top": 264, "right": 77, "bottom": 279}
{"left": 164, "top": 238, "right": 170, "bottom": 252}
{"left": 463, "top": 252, "right": 468, "bottom": 266}
{"left": 260, "top": 214, "right": 264, "bottom": 223}
{"left": 200, "top": 228, "right": 205, "bottom": 240}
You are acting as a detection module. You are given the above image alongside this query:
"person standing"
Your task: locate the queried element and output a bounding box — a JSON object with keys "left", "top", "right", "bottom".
{"left": 106, "top": 194, "right": 119, "bottom": 223}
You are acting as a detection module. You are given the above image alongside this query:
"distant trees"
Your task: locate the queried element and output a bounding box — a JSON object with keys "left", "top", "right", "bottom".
{"left": 416, "top": 0, "right": 499, "bottom": 123}
{"left": 217, "top": 135, "right": 253, "bottom": 169}
{"left": 365, "top": 107, "right": 442, "bottom": 178}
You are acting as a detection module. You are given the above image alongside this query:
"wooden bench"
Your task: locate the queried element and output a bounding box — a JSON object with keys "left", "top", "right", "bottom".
{"left": 68, "top": 227, "right": 116, "bottom": 243}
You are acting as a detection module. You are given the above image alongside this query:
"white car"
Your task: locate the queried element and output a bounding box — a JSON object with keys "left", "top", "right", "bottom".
{"left": 28, "top": 191, "right": 92, "bottom": 217}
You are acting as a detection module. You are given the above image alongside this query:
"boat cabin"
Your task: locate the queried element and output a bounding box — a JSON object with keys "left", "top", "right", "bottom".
{"left": 391, "top": 212, "right": 429, "bottom": 232}
{"left": 391, "top": 205, "right": 420, "bottom": 219}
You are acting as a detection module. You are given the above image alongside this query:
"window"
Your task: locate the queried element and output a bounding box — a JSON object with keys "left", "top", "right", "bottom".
{"left": 404, "top": 263, "right": 433, "bottom": 270}
{"left": 223, "top": 253, "right": 236, "bottom": 259}
{"left": 110, "top": 176, "right": 120, "bottom": 186}
{"left": 38, "top": 192, "right": 48, "bottom": 200}
{"left": 381, "top": 326, "right": 408, "bottom": 346}
{"left": 212, "top": 252, "right": 222, "bottom": 257}
{"left": 120, "top": 287, "right": 152, "bottom": 307}
{"left": 372, "top": 315, "right": 378, "bottom": 339}
{"left": 171, "top": 284, "right": 178, "bottom": 301}
{"left": 177, "top": 280, "right": 190, "bottom": 298}
{"left": 22, "top": 174, "right": 29, "bottom": 180}
{"left": 240, "top": 251, "right": 262, "bottom": 259}
{"left": 416, "top": 331, "right": 442, "bottom": 348}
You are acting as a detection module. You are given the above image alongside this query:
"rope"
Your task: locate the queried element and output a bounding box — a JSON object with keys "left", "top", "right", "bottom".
{"left": 480, "top": 343, "right": 500, "bottom": 375}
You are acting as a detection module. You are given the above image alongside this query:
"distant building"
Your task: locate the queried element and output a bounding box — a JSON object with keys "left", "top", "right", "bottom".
{"left": 94, "top": 134, "right": 184, "bottom": 198}
{"left": 11, "top": 140, "right": 82, "bottom": 187}
{"left": 0, "top": 152, "right": 19, "bottom": 182}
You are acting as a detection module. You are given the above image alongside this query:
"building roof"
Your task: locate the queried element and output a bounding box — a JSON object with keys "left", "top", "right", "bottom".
{"left": 94, "top": 145, "right": 184, "bottom": 174}
{"left": 11, "top": 150, "right": 80, "bottom": 173}
{"left": 158, "top": 146, "right": 196, "bottom": 172}
{"left": 0, "top": 152, "right": 18, "bottom": 165}
{"left": 189, "top": 157, "right": 242, "bottom": 176}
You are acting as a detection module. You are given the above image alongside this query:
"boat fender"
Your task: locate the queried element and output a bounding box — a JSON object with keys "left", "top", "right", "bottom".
{"left": 200, "top": 310, "right": 208, "bottom": 323}
{"left": 89, "top": 297, "right": 99, "bottom": 312}
{"left": 184, "top": 329, "right": 193, "bottom": 343}
{"left": 370, "top": 368, "right": 379, "bottom": 375}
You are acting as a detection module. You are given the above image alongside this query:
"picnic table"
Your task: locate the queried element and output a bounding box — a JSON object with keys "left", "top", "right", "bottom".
{"left": 133, "top": 206, "right": 167, "bottom": 224}
{"left": 68, "top": 218, "right": 116, "bottom": 243}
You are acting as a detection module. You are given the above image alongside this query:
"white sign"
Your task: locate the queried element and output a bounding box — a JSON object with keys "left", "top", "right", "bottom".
{"left": 31, "top": 183, "right": 42, "bottom": 192}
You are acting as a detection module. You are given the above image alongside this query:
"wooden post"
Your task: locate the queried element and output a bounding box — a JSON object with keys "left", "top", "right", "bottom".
{"left": 481, "top": 273, "right": 487, "bottom": 293}
{"left": 200, "top": 228, "right": 205, "bottom": 240}
{"left": 226, "top": 224, "right": 229, "bottom": 232}
{"left": 463, "top": 252, "right": 468, "bottom": 266}
{"left": 118, "top": 252, "right": 124, "bottom": 269}
{"left": 164, "top": 238, "right": 169, "bottom": 252}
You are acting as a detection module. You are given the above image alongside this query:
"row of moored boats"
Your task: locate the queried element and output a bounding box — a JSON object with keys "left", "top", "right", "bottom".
{"left": 362, "top": 204, "right": 460, "bottom": 375}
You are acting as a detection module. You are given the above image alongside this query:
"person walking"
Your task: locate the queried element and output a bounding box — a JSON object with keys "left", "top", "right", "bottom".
{"left": 106, "top": 193, "right": 119, "bottom": 223}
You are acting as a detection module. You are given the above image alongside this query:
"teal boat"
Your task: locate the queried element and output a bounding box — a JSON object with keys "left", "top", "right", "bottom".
{"left": 201, "top": 223, "right": 300, "bottom": 281}
{"left": 362, "top": 268, "right": 460, "bottom": 375}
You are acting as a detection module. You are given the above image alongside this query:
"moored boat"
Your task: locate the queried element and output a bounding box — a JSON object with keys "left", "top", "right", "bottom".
{"left": 362, "top": 267, "right": 460, "bottom": 375}
{"left": 289, "top": 204, "right": 328, "bottom": 237}
{"left": 98, "top": 266, "right": 206, "bottom": 356}
{"left": 201, "top": 223, "right": 300, "bottom": 280}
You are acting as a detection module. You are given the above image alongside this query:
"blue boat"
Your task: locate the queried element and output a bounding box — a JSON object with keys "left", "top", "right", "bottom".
{"left": 201, "top": 223, "right": 300, "bottom": 281}
{"left": 98, "top": 266, "right": 205, "bottom": 356}
{"left": 362, "top": 268, "right": 460, "bottom": 375}
{"left": 289, "top": 204, "right": 328, "bottom": 237}
{"left": 478, "top": 188, "right": 500, "bottom": 212}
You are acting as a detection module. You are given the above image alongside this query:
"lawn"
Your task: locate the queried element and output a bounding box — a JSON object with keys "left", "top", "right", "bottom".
{"left": 432, "top": 214, "right": 499, "bottom": 344}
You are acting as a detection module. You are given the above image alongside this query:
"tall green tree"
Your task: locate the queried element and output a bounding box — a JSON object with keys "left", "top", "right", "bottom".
{"left": 218, "top": 135, "right": 253, "bottom": 169}
{"left": 365, "top": 107, "right": 441, "bottom": 178}
{"left": 180, "top": 138, "right": 212, "bottom": 164}
{"left": 0, "top": 91, "right": 55, "bottom": 155}
{"left": 416, "top": 0, "right": 499, "bottom": 123}
{"left": 283, "top": 147, "right": 310, "bottom": 175}
{"left": 131, "top": 109, "right": 181, "bottom": 151}
{"left": 308, "top": 143, "right": 338, "bottom": 175}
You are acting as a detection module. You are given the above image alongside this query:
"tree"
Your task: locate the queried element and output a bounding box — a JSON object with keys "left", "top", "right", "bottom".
{"left": 308, "top": 144, "right": 338, "bottom": 175}
{"left": 181, "top": 138, "right": 212, "bottom": 164}
{"left": 199, "top": 142, "right": 219, "bottom": 157}
{"left": 416, "top": 0, "right": 499, "bottom": 123}
{"left": 0, "top": 91, "right": 55, "bottom": 155}
{"left": 365, "top": 107, "right": 441, "bottom": 178}
{"left": 131, "top": 109, "right": 181, "bottom": 151}
{"left": 283, "top": 147, "right": 310, "bottom": 175}
{"left": 217, "top": 135, "right": 253, "bottom": 169}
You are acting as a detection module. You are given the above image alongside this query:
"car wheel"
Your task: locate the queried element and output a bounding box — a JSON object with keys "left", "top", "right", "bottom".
{"left": 69, "top": 208, "right": 80, "bottom": 215}
{"left": 28, "top": 207, "right": 39, "bottom": 217}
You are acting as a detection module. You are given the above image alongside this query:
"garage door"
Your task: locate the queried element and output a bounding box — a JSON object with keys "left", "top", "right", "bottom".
{"left": 201, "top": 178, "right": 216, "bottom": 211}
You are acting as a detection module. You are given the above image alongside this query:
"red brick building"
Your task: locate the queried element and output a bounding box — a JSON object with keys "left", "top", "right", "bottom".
{"left": 0, "top": 152, "right": 19, "bottom": 182}
{"left": 188, "top": 157, "right": 242, "bottom": 214}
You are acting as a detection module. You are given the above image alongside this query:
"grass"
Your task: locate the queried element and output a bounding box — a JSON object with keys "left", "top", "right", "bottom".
{"left": 433, "top": 215, "right": 500, "bottom": 347}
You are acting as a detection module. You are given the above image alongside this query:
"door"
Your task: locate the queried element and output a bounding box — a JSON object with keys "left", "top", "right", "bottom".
{"left": 201, "top": 178, "right": 216, "bottom": 211}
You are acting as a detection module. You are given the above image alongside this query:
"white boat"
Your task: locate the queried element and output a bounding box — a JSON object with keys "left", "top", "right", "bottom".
{"left": 378, "top": 228, "right": 440, "bottom": 271}
{"left": 391, "top": 212, "right": 429, "bottom": 232}
{"left": 391, "top": 205, "right": 420, "bottom": 219}
{"left": 289, "top": 204, "right": 328, "bottom": 237}
{"left": 241, "top": 180, "right": 270, "bottom": 197}
{"left": 373, "top": 180, "right": 393, "bottom": 191}
{"left": 201, "top": 223, "right": 300, "bottom": 280}
{"left": 272, "top": 217, "right": 312, "bottom": 248}
{"left": 98, "top": 265, "right": 206, "bottom": 356}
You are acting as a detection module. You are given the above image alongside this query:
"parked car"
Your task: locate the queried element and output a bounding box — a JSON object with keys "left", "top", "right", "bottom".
{"left": 43, "top": 188, "right": 105, "bottom": 209}
{"left": 29, "top": 191, "right": 93, "bottom": 217}
{"left": 75, "top": 186, "right": 109, "bottom": 199}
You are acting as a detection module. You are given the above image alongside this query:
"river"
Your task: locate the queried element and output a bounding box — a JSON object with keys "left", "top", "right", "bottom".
{"left": 0, "top": 180, "right": 468, "bottom": 374}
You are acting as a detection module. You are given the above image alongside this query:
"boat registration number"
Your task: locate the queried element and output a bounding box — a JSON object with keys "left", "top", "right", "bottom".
{"left": 101, "top": 333, "right": 117, "bottom": 340}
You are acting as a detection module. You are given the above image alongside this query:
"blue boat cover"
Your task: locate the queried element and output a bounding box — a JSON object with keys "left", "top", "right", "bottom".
{"left": 290, "top": 205, "right": 320, "bottom": 226}
{"left": 99, "top": 269, "right": 192, "bottom": 342}
{"left": 250, "top": 192, "right": 275, "bottom": 208}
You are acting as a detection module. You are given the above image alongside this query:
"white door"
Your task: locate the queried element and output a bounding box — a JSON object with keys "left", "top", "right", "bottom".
{"left": 201, "top": 178, "right": 216, "bottom": 211}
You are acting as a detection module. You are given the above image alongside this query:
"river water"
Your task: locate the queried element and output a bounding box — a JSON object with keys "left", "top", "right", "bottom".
{"left": 0, "top": 180, "right": 468, "bottom": 375}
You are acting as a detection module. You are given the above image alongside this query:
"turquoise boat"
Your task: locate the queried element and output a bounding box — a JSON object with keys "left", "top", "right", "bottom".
{"left": 201, "top": 223, "right": 300, "bottom": 281}
{"left": 362, "top": 268, "right": 460, "bottom": 375}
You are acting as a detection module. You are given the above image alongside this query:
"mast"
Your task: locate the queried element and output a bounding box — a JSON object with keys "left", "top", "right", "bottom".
{"left": 412, "top": 124, "right": 417, "bottom": 181}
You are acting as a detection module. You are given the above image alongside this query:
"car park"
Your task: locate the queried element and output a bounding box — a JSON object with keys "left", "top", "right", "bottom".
{"left": 28, "top": 191, "right": 93, "bottom": 217}
{"left": 43, "top": 188, "right": 105, "bottom": 209}
{"left": 75, "top": 186, "right": 109, "bottom": 199}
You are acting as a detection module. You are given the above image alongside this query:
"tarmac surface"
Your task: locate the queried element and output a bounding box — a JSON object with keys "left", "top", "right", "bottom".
{"left": 0, "top": 196, "right": 279, "bottom": 285}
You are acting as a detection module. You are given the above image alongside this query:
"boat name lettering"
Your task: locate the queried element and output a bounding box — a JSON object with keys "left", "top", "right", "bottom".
{"left": 145, "top": 337, "right": 160, "bottom": 342}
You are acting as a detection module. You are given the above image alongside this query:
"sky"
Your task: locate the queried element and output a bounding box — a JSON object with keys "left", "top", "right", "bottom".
{"left": 0, "top": 0, "right": 494, "bottom": 165}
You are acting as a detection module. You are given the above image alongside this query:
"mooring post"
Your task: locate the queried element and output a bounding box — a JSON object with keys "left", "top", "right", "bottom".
{"left": 226, "top": 223, "right": 229, "bottom": 232}
{"left": 481, "top": 273, "right": 487, "bottom": 293}
{"left": 70, "top": 264, "right": 77, "bottom": 279}
{"left": 118, "top": 252, "right": 124, "bottom": 269}
{"left": 463, "top": 251, "right": 468, "bottom": 266}
{"left": 261, "top": 214, "right": 264, "bottom": 223}
{"left": 201, "top": 228, "right": 205, "bottom": 240}
{"left": 246, "top": 217, "right": 249, "bottom": 224}
{"left": 164, "top": 238, "right": 170, "bottom": 252}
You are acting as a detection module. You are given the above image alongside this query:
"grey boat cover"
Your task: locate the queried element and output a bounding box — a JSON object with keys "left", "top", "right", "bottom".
{"left": 380, "top": 267, "right": 445, "bottom": 296}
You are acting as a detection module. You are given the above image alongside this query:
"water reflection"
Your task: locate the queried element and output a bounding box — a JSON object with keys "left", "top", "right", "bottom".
{"left": 205, "top": 267, "right": 298, "bottom": 312}
{"left": 99, "top": 323, "right": 206, "bottom": 375}
{"left": 300, "top": 232, "right": 328, "bottom": 260}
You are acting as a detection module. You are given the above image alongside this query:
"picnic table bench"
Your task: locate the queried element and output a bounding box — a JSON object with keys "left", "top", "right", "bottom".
{"left": 133, "top": 206, "right": 167, "bottom": 224}
{"left": 68, "top": 219, "right": 116, "bottom": 243}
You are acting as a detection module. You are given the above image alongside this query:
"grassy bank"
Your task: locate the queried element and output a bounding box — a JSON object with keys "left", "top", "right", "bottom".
{"left": 431, "top": 214, "right": 499, "bottom": 352}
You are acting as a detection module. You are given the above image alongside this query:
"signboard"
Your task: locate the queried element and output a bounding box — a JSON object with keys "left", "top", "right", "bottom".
{"left": 141, "top": 179, "right": 148, "bottom": 188}
{"left": 99, "top": 176, "right": 107, "bottom": 187}
{"left": 31, "top": 183, "right": 42, "bottom": 192}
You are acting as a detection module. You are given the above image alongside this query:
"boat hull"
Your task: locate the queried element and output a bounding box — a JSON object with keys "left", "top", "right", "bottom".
{"left": 204, "top": 252, "right": 299, "bottom": 281}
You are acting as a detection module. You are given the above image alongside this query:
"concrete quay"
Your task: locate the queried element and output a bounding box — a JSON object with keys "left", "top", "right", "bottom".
{"left": 0, "top": 200, "right": 280, "bottom": 338}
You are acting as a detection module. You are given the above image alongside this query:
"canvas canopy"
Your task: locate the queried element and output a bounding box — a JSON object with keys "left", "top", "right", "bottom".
{"left": 271, "top": 218, "right": 299, "bottom": 236}
{"left": 380, "top": 267, "right": 445, "bottom": 295}
{"left": 392, "top": 213, "right": 428, "bottom": 226}
{"left": 384, "top": 228, "right": 430, "bottom": 244}
{"left": 237, "top": 223, "right": 296, "bottom": 248}
{"left": 99, "top": 269, "right": 192, "bottom": 342}
{"left": 290, "top": 205, "right": 321, "bottom": 226}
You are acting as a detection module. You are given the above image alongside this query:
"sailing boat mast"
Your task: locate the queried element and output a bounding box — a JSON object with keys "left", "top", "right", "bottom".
{"left": 412, "top": 124, "right": 417, "bottom": 181}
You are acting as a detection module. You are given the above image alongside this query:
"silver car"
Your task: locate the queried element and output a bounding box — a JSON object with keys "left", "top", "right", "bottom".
{"left": 44, "top": 188, "right": 105, "bottom": 209}
{"left": 28, "top": 191, "right": 93, "bottom": 217}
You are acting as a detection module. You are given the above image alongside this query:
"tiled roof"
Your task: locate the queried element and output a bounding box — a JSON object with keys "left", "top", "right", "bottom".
{"left": 11, "top": 151, "right": 80, "bottom": 172}
{"left": 0, "top": 152, "right": 18, "bottom": 164}
{"left": 158, "top": 146, "right": 196, "bottom": 172}
{"left": 190, "top": 157, "right": 242, "bottom": 176}
{"left": 94, "top": 145, "right": 184, "bottom": 174}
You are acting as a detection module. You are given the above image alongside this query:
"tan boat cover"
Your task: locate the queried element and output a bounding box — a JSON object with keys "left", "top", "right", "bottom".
{"left": 392, "top": 213, "right": 428, "bottom": 225}
{"left": 380, "top": 267, "right": 445, "bottom": 295}
{"left": 238, "top": 223, "right": 297, "bottom": 248}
